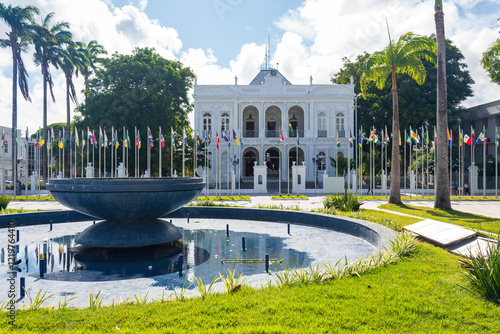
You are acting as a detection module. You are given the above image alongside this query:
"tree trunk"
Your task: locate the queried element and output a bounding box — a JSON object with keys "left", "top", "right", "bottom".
{"left": 42, "top": 65, "right": 48, "bottom": 185}
{"left": 389, "top": 68, "right": 401, "bottom": 204}
{"left": 434, "top": 8, "right": 451, "bottom": 209}
{"left": 66, "top": 76, "right": 71, "bottom": 143}
{"left": 11, "top": 44, "right": 18, "bottom": 195}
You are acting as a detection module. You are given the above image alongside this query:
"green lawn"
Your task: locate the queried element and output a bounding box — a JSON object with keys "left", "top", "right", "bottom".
{"left": 3, "top": 207, "right": 500, "bottom": 332}
{"left": 2, "top": 196, "right": 54, "bottom": 201}
{"left": 379, "top": 203, "right": 500, "bottom": 234}
{"left": 196, "top": 195, "right": 250, "bottom": 201}
{"left": 3, "top": 242, "right": 499, "bottom": 333}
{"left": 271, "top": 194, "right": 308, "bottom": 199}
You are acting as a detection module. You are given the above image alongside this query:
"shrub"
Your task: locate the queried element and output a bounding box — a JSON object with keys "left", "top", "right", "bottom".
{"left": 0, "top": 196, "right": 10, "bottom": 210}
{"left": 323, "top": 194, "right": 363, "bottom": 212}
{"left": 459, "top": 239, "right": 500, "bottom": 304}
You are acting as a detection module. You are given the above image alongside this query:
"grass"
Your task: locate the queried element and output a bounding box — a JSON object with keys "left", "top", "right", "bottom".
{"left": 271, "top": 194, "right": 308, "bottom": 199}
{"left": 252, "top": 203, "right": 301, "bottom": 210}
{"left": 1, "top": 208, "right": 44, "bottom": 215}
{"left": 188, "top": 199, "right": 240, "bottom": 207}
{"left": 4, "top": 241, "right": 500, "bottom": 332}
{"left": 360, "top": 195, "right": 500, "bottom": 200}
{"left": 2, "top": 195, "right": 54, "bottom": 201}
{"left": 196, "top": 195, "right": 250, "bottom": 201}
{"left": 380, "top": 203, "right": 500, "bottom": 234}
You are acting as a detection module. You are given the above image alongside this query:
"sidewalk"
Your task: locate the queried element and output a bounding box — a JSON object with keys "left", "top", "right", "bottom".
{"left": 7, "top": 196, "right": 500, "bottom": 219}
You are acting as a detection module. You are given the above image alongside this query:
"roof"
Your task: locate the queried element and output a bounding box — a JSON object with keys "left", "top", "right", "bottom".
{"left": 249, "top": 69, "right": 292, "bottom": 86}
{"left": 461, "top": 99, "right": 500, "bottom": 121}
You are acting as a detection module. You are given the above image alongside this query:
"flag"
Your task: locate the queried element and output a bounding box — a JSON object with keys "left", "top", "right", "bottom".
{"left": 99, "top": 127, "right": 103, "bottom": 147}
{"left": 221, "top": 129, "right": 229, "bottom": 142}
{"left": 104, "top": 130, "right": 108, "bottom": 148}
{"left": 49, "top": 127, "right": 54, "bottom": 149}
{"left": 398, "top": 130, "right": 401, "bottom": 146}
{"left": 410, "top": 126, "right": 418, "bottom": 144}
{"left": 207, "top": 132, "right": 211, "bottom": 146}
{"left": 297, "top": 132, "right": 300, "bottom": 147}
{"left": 368, "top": 128, "right": 374, "bottom": 142}
{"left": 459, "top": 129, "right": 462, "bottom": 147}
{"left": 124, "top": 129, "right": 128, "bottom": 148}
{"left": 434, "top": 126, "right": 437, "bottom": 147}
{"left": 374, "top": 133, "right": 380, "bottom": 145}
{"left": 471, "top": 126, "right": 475, "bottom": 145}
{"left": 1, "top": 130, "right": 5, "bottom": 147}
{"left": 239, "top": 131, "right": 243, "bottom": 148}
{"left": 39, "top": 129, "right": 45, "bottom": 147}
{"left": 148, "top": 127, "right": 154, "bottom": 149}
{"left": 288, "top": 123, "right": 294, "bottom": 137}
{"left": 58, "top": 130, "right": 63, "bottom": 149}
{"left": 349, "top": 129, "right": 354, "bottom": 148}
{"left": 25, "top": 127, "right": 28, "bottom": 148}
{"left": 463, "top": 131, "right": 471, "bottom": 145}
{"left": 233, "top": 129, "right": 240, "bottom": 147}
{"left": 359, "top": 129, "right": 364, "bottom": 147}
{"left": 88, "top": 127, "right": 94, "bottom": 145}
{"left": 448, "top": 129, "right": 453, "bottom": 148}
{"left": 35, "top": 129, "right": 39, "bottom": 148}
{"left": 196, "top": 131, "right": 201, "bottom": 149}
{"left": 336, "top": 132, "right": 340, "bottom": 148}
{"left": 183, "top": 127, "right": 187, "bottom": 147}
{"left": 425, "top": 128, "right": 429, "bottom": 146}
{"left": 160, "top": 127, "right": 165, "bottom": 149}
{"left": 114, "top": 129, "right": 118, "bottom": 149}
{"left": 127, "top": 130, "right": 131, "bottom": 149}
{"left": 477, "top": 129, "right": 486, "bottom": 143}
{"left": 381, "top": 129, "right": 385, "bottom": 148}
{"left": 93, "top": 131, "right": 97, "bottom": 148}
{"left": 280, "top": 130, "right": 284, "bottom": 141}
{"left": 406, "top": 130, "right": 411, "bottom": 145}
{"left": 136, "top": 129, "right": 141, "bottom": 149}
{"left": 70, "top": 130, "right": 74, "bottom": 149}
{"left": 171, "top": 127, "right": 175, "bottom": 147}
{"left": 81, "top": 130, "right": 85, "bottom": 149}
{"left": 216, "top": 132, "right": 220, "bottom": 149}
{"left": 74, "top": 126, "right": 78, "bottom": 147}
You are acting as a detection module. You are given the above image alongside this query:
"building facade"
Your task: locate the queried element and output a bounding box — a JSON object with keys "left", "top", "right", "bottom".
{"left": 193, "top": 69, "right": 355, "bottom": 191}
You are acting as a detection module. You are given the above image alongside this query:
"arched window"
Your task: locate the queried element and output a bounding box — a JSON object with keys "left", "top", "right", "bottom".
{"left": 203, "top": 112, "right": 211, "bottom": 137}
{"left": 221, "top": 112, "right": 230, "bottom": 131}
{"left": 336, "top": 112, "right": 345, "bottom": 137}
{"left": 318, "top": 112, "right": 326, "bottom": 137}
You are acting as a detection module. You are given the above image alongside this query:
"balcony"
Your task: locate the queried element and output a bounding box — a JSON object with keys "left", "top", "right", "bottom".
{"left": 266, "top": 130, "right": 280, "bottom": 138}
{"left": 243, "top": 130, "right": 258, "bottom": 138}
{"left": 289, "top": 130, "right": 304, "bottom": 138}
{"left": 317, "top": 130, "right": 327, "bottom": 138}
{"left": 337, "top": 130, "right": 346, "bottom": 138}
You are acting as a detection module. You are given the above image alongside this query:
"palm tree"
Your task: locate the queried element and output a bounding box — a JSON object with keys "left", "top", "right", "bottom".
{"left": 361, "top": 30, "right": 435, "bottom": 204}
{"left": 434, "top": 0, "right": 451, "bottom": 209}
{"left": 0, "top": 4, "right": 39, "bottom": 191}
{"left": 79, "top": 40, "right": 107, "bottom": 96}
{"left": 33, "top": 12, "right": 72, "bottom": 184}
{"left": 55, "top": 41, "right": 85, "bottom": 139}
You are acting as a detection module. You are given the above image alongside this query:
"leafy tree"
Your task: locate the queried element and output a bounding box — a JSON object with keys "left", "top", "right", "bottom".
{"left": 75, "top": 47, "right": 195, "bottom": 176}
{"left": 481, "top": 17, "right": 500, "bottom": 85}
{"left": 0, "top": 3, "right": 39, "bottom": 189}
{"left": 360, "top": 31, "right": 435, "bottom": 204}
{"left": 434, "top": 0, "right": 451, "bottom": 208}
{"left": 78, "top": 40, "right": 107, "bottom": 96}
{"left": 32, "top": 12, "right": 72, "bottom": 184}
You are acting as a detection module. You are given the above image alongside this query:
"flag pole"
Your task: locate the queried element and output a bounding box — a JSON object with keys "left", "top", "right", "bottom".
{"left": 122, "top": 126, "right": 125, "bottom": 175}
{"left": 159, "top": 126, "right": 162, "bottom": 178}
{"left": 426, "top": 127, "right": 429, "bottom": 197}
{"left": 171, "top": 127, "right": 174, "bottom": 177}
{"left": 495, "top": 125, "right": 498, "bottom": 198}
{"left": 421, "top": 127, "right": 424, "bottom": 197}
{"left": 404, "top": 129, "right": 407, "bottom": 196}
{"left": 483, "top": 125, "right": 486, "bottom": 198}
{"left": 81, "top": 130, "right": 84, "bottom": 177}
{"left": 70, "top": 129, "right": 72, "bottom": 178}
{"left": 104, "top": 130, "right": 107, "bottom": 177}
{"left": 182, "top": 127, "right": 185, "bottom": 177}
{"left": 147, "top": 126, "right": 151, "bottom": 175}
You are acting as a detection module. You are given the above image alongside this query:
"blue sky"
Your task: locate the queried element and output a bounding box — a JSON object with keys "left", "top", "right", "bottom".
{"left": 1, "top": 0, "right": 500, "bottom": 132}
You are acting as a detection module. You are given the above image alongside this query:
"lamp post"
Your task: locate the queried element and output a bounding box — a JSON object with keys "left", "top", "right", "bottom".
{"left": 232, "top": 154, "right": 239, "bottom": 197}
{"left": 354, "top": 92, "right": 362, "bottom": 194}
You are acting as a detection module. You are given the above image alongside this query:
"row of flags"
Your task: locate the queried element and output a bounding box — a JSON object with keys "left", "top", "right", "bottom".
{"left": 12, "top": 124, "right": 500, "bottom": 152}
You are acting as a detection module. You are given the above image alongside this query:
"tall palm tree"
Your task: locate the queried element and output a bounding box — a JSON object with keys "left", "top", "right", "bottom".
{"left": 434, "top": 0, "right": 451, "bottom": 208}
{"left": 33, "top": 12, "right": 72, "bottom": 184}
{"left": 361, "top": 30, "right": 435, "bottom": 204}
{"left": 0, "top": 4, "right": 39, "bottom": 191}
{"left": 55, "top": 41, "right": 85, "bottom": 139}
{"left": 79, "top": 40, "right": 107, "bottom": 96}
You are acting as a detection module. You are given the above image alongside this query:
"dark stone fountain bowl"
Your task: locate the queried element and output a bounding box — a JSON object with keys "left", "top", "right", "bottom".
{"left": 47, "top": 178, "right": 205, "bottom": 248}
{"left": 47, "top": 178, "right": 204, "bottom": 222}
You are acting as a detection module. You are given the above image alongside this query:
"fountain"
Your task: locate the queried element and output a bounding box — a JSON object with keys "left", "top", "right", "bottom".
{"left": 46, "top": 177, "right": 204, "bottom": 248}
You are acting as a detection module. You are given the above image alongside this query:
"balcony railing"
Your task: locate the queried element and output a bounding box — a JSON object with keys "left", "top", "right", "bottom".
{"left": 317, "top": 130, "right": 327, "bottom": 138}
{"left": 243, "top": 130, "right": 258, "bottom": 138}
{"left": 266, "top": 130, "right": 280, "bottom": 138}
{"left": 289, "top": 130, "right": 304, "bottom": 138}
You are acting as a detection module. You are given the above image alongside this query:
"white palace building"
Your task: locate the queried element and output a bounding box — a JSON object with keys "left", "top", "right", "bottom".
{"left": 193, "top": 68, "right": 355, "bottom": 193}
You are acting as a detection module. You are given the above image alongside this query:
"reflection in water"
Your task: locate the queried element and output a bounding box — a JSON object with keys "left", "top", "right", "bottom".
{"left": 2, "top": 227, "right": 309, "bottom": 282}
